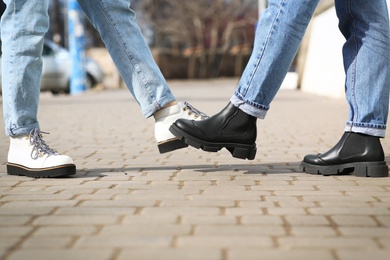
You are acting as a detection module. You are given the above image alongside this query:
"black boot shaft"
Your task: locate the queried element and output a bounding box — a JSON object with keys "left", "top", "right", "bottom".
{"left": 319, "top": 132, "right": 384, "bottom": 164}
{"left": 197, "top": 102, "right": 257, "bottom": 144}
{"left": 170, "top": 102, "right": 258, "bottom": 160}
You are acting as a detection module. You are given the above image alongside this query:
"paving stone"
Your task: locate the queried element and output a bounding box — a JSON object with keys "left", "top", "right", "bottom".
{"left": 1, "top": 201, "right": 78, "bottom": 208}
{"left": 0, "top": 207, "right": 53, "bottom": 215}
{"left": 0, "top": 194, "right": 74, "bottom": 202}
{"left": 0, "top": 226, "right": 34, "bottom": 237}
{"left": 240, "top": 215, "right": 284, "bottom": 225}
{"left": 277, "top": 237, "right": 379, "bottom": 249}
{"left": 228, "top": 249, "right": 334, "bottom": 260}
{"left": 195, "top": 225, "right": 286, "bottom": 236}
{"left": 290, "top": 226, "right": 338, "bottom": 236}
{"left": 100, "top": 224, "right": 192, "bottom": 236}
{"left": 336, "top": 250, "right": 390, "bottom": 260}
{"left": 122, "top": 215, "right": 179, "bottom": 225}
{"left": 0, "top": 216, "right": 32, "bottom": 226}
{"left": 79, "top": 199, "right": 156, "bottom": 207}
{"left": 118, "top": 249, "right": 222, "bottom": 260}
{"left": 160, "top": 199, "right": 236, "bottom": 207}
{"left": 34, "top": 226, "right": 98, "bottom": 236}
{"left": 75, "top": 235, "right": 172, "bottom": 248}
{"left": 331, "top": 216, "right": 378, "bottom": 226}
{"left": 338, "top": 227, "right": 390, "bottom": 237}
{"left": 21, "top": 236, "right": 73, "bottom": 249}
{"left": 285, "top": 215, "right": 330, "bottom": 226}
{"left": 309, "top": 207, "right": 390, "bottom": 215}
{"left": 32, "top": 215, "right": 119, "bottom": 226}
{"left": 176, "top": 235, "right": 274, "bottom": 248}
{"left": 6, "top": 250, "right": 114, "bottom": 260}
{"left": 55, "top": 207, "right": 136, "bottom": 215}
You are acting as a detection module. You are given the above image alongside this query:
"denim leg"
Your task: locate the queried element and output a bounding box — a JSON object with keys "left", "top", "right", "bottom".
{"left": 336, "top": 0, "right": 390, "bottom": 137}
{"left": 77, "top": 0, "right": 176, "bottom": 118}
{"left": 230, "top": 0, "right": 320, "bottom": 118}
{"left": 1, "top": 0, "right": 49, "bottom": 136}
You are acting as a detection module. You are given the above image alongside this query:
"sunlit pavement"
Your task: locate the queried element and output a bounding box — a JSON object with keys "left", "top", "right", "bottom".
{"left": 0, "top": 78, "right": 389, "bottom": 260}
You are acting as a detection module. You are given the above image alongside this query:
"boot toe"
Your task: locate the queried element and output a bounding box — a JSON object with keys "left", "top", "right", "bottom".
{"left": 43, "top": 155, "right": 75, "bottom": 168}
{"left": 303, "top": 154, "right": 327, "bottom": 166}
{"left": 174, "top": 118, "right": 194, "bottom": 129}
{"left": 174, "top": 119, "right": 208, "bottom": 140}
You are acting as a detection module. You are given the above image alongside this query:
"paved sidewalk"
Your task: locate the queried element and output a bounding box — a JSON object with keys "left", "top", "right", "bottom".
{"left": 0, "top": 78, "right": 389, "bottom": 260}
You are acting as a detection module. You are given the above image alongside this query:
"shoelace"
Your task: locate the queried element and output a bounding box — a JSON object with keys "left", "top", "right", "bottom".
{"left": 183, "top": 101, "right": 209, "bottom": 119}
{"left": 29, "top": 129, "right": 58, "bottom": 159}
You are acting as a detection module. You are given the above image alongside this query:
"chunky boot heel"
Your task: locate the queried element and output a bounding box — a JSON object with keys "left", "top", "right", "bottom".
{"left": 202, "top": 145, "right": 222, "bottom": 152}
{"left": 228, "top": 146, "right": 257, "bottom": 160}
{"left": 158, "top": 139, "right": 188, "bottom": 154}
{"left": 354, "top": 162, "right": 389, "bottom": 178}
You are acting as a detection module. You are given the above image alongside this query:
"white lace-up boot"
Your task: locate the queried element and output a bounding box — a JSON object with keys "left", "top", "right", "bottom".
{"left": 154, "top": 102, "right": 208, "bottom": 153}
{"left": 7, "top": 129, "right": 76, "bottom": 178}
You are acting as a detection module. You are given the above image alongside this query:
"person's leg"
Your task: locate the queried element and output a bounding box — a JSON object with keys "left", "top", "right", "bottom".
{"left": 1, "top": 0, "right": 75, "bottom": 177}
{"left": 302, "top": 0, "right": 390, "bottom": 177}
{"left": 170, "top": 0, "right": 320, "bottom": 160}
{"left": 230, "top": 0, "right": 320, "bottom": 118}
{"left": 1, "top": 0, "right": 44, "bottom": 136}
{"left": 77, "top": 0, "right": 173, "bottom": 117}
{"left": 77, "top": 0, "right": 208, "bottom": 153}
{"left": 338, "top": 0, "right": 390, "bottom": 137}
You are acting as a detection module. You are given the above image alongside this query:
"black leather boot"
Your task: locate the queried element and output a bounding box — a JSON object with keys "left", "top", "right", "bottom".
{"left": 301, "top": 132, "right": 388, "bottom": 177}
{"left": 169, "top": 102, "right": 257, "bottom": 160}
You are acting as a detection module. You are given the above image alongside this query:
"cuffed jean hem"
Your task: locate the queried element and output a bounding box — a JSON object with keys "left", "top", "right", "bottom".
{"left": 230, "top": 94, "right": 268, "bottom": 119}
{"left": 6, "top": 122, "right": 40, "bottom": 137}
{"left": 143, "top": 96, "right": 176, "bottom": 118}
{"left": 345, "top": 123, "right": 386, "bottom": 138}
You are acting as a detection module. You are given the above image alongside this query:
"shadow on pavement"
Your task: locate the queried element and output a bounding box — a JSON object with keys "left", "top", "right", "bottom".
{"left": 72, "top": 161, "right": 304, "bottom": 178}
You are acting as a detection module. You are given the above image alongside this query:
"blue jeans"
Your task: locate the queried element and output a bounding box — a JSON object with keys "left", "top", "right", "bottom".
{"left": 231, "top": 0, "right": 390, "bottom": 137}
{"left": 1, "top": 0, "right": 175, "bottom": 137}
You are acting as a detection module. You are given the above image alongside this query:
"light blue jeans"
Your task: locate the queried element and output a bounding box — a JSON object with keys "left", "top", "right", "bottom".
{"left": 1, "top": 0, "right": 175, "bottom": 137}
{"left": 231, "top": 0, "right": 390, "bottom": 137}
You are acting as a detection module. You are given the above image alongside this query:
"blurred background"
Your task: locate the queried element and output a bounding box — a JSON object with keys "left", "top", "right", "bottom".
{"left": 44, "top": 0, "right": 263, "bottom": 89}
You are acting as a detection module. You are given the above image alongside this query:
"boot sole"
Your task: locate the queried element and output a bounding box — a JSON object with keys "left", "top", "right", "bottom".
{"left": 169, "top": 124, "right": 257, "bottom": 160}
{"left": 300, "top": 161, "right": 389, "bottom": 178}
{"left": 7, "top": 163, "right": 76, "bottom": 178}
{"left": 158, "top": 138, "right": 188, "bottom": 154}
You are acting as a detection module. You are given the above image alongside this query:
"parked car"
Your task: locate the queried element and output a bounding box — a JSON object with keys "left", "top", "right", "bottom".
{"left": 0, "top": 39, "right": 104, "bottom": 94}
